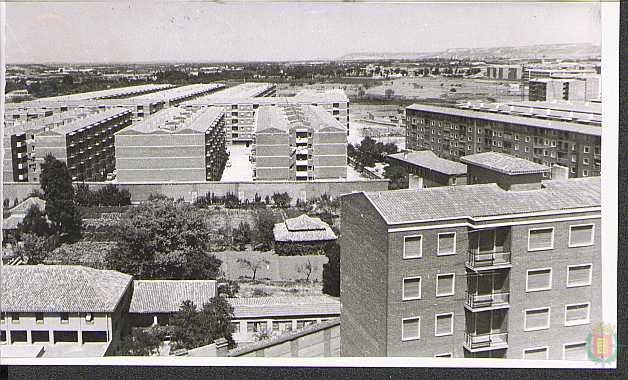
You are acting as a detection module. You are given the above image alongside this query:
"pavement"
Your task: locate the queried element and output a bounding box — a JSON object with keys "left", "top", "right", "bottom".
{"left": 221, "top": 144, "right": 254, "bottom": 181}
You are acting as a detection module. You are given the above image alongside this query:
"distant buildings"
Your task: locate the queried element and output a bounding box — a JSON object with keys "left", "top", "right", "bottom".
{"left": 32, "top": 108, "right": 133, "bottom": 182}
{"left": 485, "top": 65, "right": 523, "bottom": 81}
{"left": 0, "top": 265, "right": 133, "bottom": 357}
{"left": 115, "top": 106, "right": 227, "bottom": 182}
{"left": 387, "top": 150, "right": 468, "bottom": 188}
{"left": 405, "top": 101, "right": 601, "bottom": 178}
{"left": 253, "top": 105, "right": 347, "bottom": 181}
{"left": 340, "top": 154, "right": 601, "bottom": 359}
{"left": 529, "top": 75, "right": 601, "bottom": 102}
{"left": 273, "top": 214, "right": 337, "bottom": 255}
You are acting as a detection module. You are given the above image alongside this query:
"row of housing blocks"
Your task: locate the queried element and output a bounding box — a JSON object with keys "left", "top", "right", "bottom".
{"left": 3, "top": 83, "right": 350, "bottom": 183}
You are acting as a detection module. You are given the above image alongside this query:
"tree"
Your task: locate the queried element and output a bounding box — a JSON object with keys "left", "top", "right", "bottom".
{"left": 322, "top": 242, "right": 340, "bottom": 297}
{"left": 40, "top": 154, "right": 82, "bottom": 241}
{"left": 116, "top": 328, "right": 162, "bottom": 356}
{"left": 232, "top": 221, "right": 252, "bottom": 250}
{"left": 271, "top": 192, "right": 291, "bottom": 208}
{"left": 18, "top": 205, "right": 52, "bottom": 237}
{"left": 236, "top": 257, "right": 270, "bottom": 281}
{"left": 384, "top": 164, "right": 409, "bottom": 190}
{"left": 105, "top": 199, "right": 222, "bottom": 280}
{"left": 217, "top": 279, "right": 240, "bottom": 297}
{"left": 255, "top": 210, "right": 276, "bottom": 251}
{"left": 384, "top": 88, "right": 395, "bottom": 99}
{"left": 297, "top": 260, "right": 316, "bottom": 283}
{"left": 14, "top": 233, "right": 58, "bottom": 265}
{"left": 169, "top": 298, "right": 235, "bottom": 351}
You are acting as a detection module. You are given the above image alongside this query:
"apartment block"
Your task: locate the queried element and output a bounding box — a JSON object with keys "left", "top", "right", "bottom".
{"left": 0, "top": 265, "right": 133, "bottom": 357}
{"left": 115, "top": 106, "right": 227, "bottom": 182}
{"left": 183, "top": 85, "right": 349, "bottom": 143}
{"left": 340, "top": 154, "right": 601, "bottom": 359}
{"left": 3, "top": 109, "right": 101, "bottom": 182}
{"left": 524, "top": 68, "right": 598, "bottom": 82}
{"left": 405, "top": 101, "right": 601, "bottom": 178}
{"left": 485, "top": 65, "right": 523, "bottom": 81}
{"left": 32, "top": 108, "right": 133, "bottom": 182}
{"left": 529, "top": 79, "right": 586, "bottom": 102}
{"left": 253, "top": 105, "right": 347, "bottom": 181}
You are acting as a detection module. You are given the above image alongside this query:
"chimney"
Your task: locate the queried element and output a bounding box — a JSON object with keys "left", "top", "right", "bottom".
{"left": 551, "top": 164, "right": 569, "bottom": 181}
{"left": 214, "top": 338, "right": 229, "bottom": 357}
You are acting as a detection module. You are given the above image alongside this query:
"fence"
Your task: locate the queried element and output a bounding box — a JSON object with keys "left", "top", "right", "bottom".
{"left": 213, "top": 251, "right": 328, "bottom": 282}
{"left": 2, "top": 179, "right": 388, "bottom": 204}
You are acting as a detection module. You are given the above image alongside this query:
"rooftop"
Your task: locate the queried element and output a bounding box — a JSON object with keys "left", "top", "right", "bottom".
{"left": 4, "top": 109, "right": 96, "bottom": 136}
{"left": 9, "top": 196, "right": 46, "bottom": 215}
{"left": 460, "top": 152, "right": 550, "bottom": 175}
{"left": 360, "top": 176, "right": 600, "bottom": 225}
{"left": 388, "top": 150, "right": 467, "bottom": 176}
{"left": 130, "top": 83, "right": 224, "bottom": 102}
{"left": 256, "top": 106, "right": 291, "bottom": 133}
{"left": 273, "top": 214, "right": 337, "bottom": 243}
{"left": 0, "top": 265, "right": 132, "bottom": 313}
{"left": 48, "top": 107, "right": 132, "bottom": 136}
{"left": 407, "top": 102, "right": 601, "bottom": 136}
{"left": 23, "top": 84, "right": 174, "bottom": 104}
{"left": 228, "top": 295, "right": 341, "bottom": 318}
{"left": 129, "top": 280, "right": 217, "bottom": 314}
{"left": 116, "top": 106, "right": 224, "bottom": 135}
{"left": 256, "top": 104, "right": 345, "bottom": 134}
{"left": 187, "top": 83, "right": 275, "bottom": 103}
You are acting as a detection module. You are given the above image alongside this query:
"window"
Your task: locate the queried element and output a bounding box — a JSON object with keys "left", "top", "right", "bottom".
{"left": 437, "top": 232, "right": 456, "bottom": 256}
{"left": 563, "top": 342, "right": 587, "bottom": 361}
{"left": 36, "top": 313, "right": 44, "bottom": 324}
{"left": 569, "top": 224, "right": 594, "bottom": 247}
{"left": 524, "top": 307, "right": 550, "bottom": 331}
{"left": 525, "top": 147, "right": 529, "bottom": 153}
{"left": 583, "top": 170, "right": 589, "bottom": 177}
{"left": 11, "top": 313, "right": 19, "bottom": 324}
{"left": 583, "top": 146, "right": 590, "bottom": 154}
{"left": 523, "top": 347, "right": 549, "bottom": 360}
{"left": 525, "top": 136, "right": 530, "bottom": 142}
{"left": 435, "top": 273, "right": 455, "bottom": 297}
{"left": 435, "top": 313, "right": 454, "bottom": 336}
{"left": 435, "top": 353, "right": 453, "bottom": 358}
{"left": 401, "top": 317, "right": 420, "bottom": 341}
{"left": 403, "top": 235, "right": 422, "bottom": 259}
{"left": 526, "top": 268, "right": 552, "bottom": 292}
{"left": 231, "top": 322, "right": 241, "bottom": 334}
{"left": 402, "top": 276, "right": 422, "bottom": 301}
{"left": 583, "top": 158, "right": 589, "bottom": 165}
{"left": 0, "top": 313, "right": 4, "bottom": 323}
{"left": 247, "top": 321, "right": 267, "bottom": 333}
{"left": 514, "top": 144, "right": 519, "bottom": 151}
{"left": 528, "top": 227, "right": 554, "bottom": 251}
{"left": 565, "top": 303, "right": 590, "bottom": 326}
{"left": 85, "top": 313, "right": 94, "bottom": 323}
{"left": 567, "top": 264, "right": 592, "bottom": 287}
{"left": 60, "top": 313, "right": 69, "bottom": 324}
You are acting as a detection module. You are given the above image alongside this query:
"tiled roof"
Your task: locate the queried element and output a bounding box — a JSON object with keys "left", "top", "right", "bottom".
{"left": 229, "top": 295, "right": 341, "bottom": 318}
{"left": 2, "top": 215, "right": 24, "bottom": 230}
{"left": 51, "top": 108, "right": 131, "bottom": 136}
{"left": 186, "top": 83, "right": 275, "bottom": 103}
{"left": 9, "top": 196, "right": 46, "bottom": 215}
{"left": 0, "top": 265, "right": 132, "bottom": 313}
{"left": 130, "top": 83, "right": 224, "bottom": 102}
{"left": 361, "top": 177, "right": 601, "bottom": 225}
{"left": 25, "top": 84, "right": 174, "bottom": 103}
{"left": 129, "top": 280, "right": 217, "bottom": 313}
{"left": 256, "top": 106, "right": 290, "bottom": 133}
{"left": 256, "top": 104, "right": 344, "bottom": 134}
{"left": 273, "top": 214, "right": 337, "bottom": 243}
{"left": 117, "top": 106, "right": 224, "bottom": 135}
{"left": 388, "top": 151, "right": 467, "bottom": 176}
{"left": 460, "top": 152, "right": 550, "bottom": 175}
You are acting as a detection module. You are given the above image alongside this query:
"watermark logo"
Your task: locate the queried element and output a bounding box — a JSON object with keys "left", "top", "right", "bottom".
{"left": 586, "top": 322, "right": 617, "bottom": 365}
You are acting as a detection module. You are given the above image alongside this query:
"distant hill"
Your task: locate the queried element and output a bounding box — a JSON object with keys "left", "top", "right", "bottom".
{"left": 338, "top": 43, "right": 600, "bottom": 61}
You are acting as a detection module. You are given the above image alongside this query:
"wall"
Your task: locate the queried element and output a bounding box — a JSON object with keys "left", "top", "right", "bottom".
{"left": 2, "top": 179, "right": 389, "bottom": 205}
{"left": 213, "top": 251, "right": 328, "bottom": 282}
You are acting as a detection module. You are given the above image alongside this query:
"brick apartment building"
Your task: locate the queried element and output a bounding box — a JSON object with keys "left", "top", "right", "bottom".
{"left": 30, "top": 108, "right": 133, "bottom": 182}
{"left": 405, "top": 101, "right": 601, "bottom": 178}
{"left": 183, "top": 85, "right": 349, "bottom": 144}
{"left": 253, "top": 104, "right": 347, "bottom": 181}
{"left": 340, "top": 153, "right": 601, "bottom": 359}
{"left": 114, "top": 106, "right": 227, "bottom": 182}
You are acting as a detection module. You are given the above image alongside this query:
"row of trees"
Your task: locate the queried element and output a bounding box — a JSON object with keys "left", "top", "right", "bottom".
{"left": 193, "top": 191, "right": 292, "bottom": 209}
{"left": 75, "top": 183, "right": 132, "bottom": 207}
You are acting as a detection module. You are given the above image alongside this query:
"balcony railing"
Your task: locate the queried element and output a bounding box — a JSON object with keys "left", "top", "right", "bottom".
{"left": 464, "top": 332, "right": 508, "bottom": 352}
{"left": 465, "top": 291, "right": 510, "bottom": 311}
{"left": 467, "top": 250, "right": 511, "bottom": 270}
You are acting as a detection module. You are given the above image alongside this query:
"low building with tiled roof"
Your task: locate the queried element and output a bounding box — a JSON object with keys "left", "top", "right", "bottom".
{"left": 128, "top": 280, "right": 217, "bottom": 327}
{"left": 273, "top": 214, "right": 337, "bottom": 255}
{"left": 0, "top": 265, "right": 133, "bottom": 356}
{"left": 388, "top": 150, "right": 468, "bottom": 188}
{"left": 340, "top": 154, "right": 602, "bottom": 359}
{"left": 2, "top": 197, "right": 48, "bottom": 241}
{"left": 229, "top": 295, "right": 341, "bottom": 344}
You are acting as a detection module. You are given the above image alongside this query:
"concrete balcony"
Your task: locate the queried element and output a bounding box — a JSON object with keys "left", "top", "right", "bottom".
{"left": 466, "top": 250, "right": 511, "bottom": 271}
{"left": 463, "top": 332, "right": 508, "bottom": 353}
{"left": 465, "top": 291, "right": 510, "bottom": 312}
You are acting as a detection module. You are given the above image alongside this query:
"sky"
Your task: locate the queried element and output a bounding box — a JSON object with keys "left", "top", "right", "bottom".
{"left": 4, "top": 2, "right": 601, "bottom": 63}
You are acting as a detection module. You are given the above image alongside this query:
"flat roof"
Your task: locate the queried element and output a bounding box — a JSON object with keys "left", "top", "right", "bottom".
{"left": 116, "top": 106, "right": 224, "bottom": 135}
{"left": 407, "top": 102, "right": 601, "bottom": 136}
{"left": 460, "top": 152, "right": 550, "bottom": 175}
{"left": 388, "top": 150, "right": 467, "bottom": 176}
{"left": 1, "top": 265, "right": 132, "bottom": 313}
{"left": 129, "top": 280, "right": 217, "bottom": 314}
{"left": 360, "top": 176, "right": 600, "bottom": 225}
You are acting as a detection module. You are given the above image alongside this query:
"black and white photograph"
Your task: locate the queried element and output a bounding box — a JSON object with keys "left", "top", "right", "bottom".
{"left": 0, "top": 0, "right": 619, "bottom": 371}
